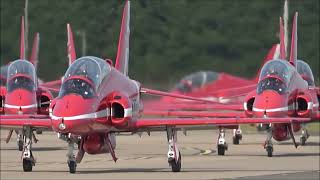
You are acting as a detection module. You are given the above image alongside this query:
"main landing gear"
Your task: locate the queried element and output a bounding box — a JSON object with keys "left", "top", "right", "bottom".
{"left": 300, "top": 124, "right": 309, "bottom": 146}
{"left": 217, "top": 128, "right": 228, "bottom": 155}
{"left": 264, "top": 125, "right": 273, "bottom": 157}
{"left": 22, "top": 127, "right": 36, "bottom": 172}
{"left": 166, "top": 127, "right": 181, "bottom": 172}
{"left": 58, "top": 133, "right": 78, "bottom": 174}
{"left": 232, "top": 127, "right": 242, "bottom": 145}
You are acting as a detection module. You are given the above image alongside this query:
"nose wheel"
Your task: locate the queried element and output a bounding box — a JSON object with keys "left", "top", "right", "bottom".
{"left": 264, "top": 125, "right": 273, "bottom": 157}
{"left": 21, "top": 127, "right": 36, "bottom": 172}
{"left": 169, "top": 151, "right": 181, "bottom": 172}
{"left": 217, "top": 128, "right": 228, "bottom": 156}
{"left": 23, "top": 158, "right": 34, "bottom": 172}
{"left": 266, "top": 145, "right": 273, "bottom": 157}
{"left": 300, "top": 125, "right": 309, "bottom": 146}
{"left": 68, "top": 160, "right": 77, "bottom": 174}
{"left": 58, "top": 133, "right": 79, "bottom": 174}
{"left": 232, "top": 128, "right": 242, "bottom": 145}
{"left": 166, "top": 127, "right": 181, "bottom": 172}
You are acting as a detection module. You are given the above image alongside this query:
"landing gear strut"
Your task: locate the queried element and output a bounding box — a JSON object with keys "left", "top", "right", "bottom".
{"left": 59, "top": 133, "right": 78, "bottom": 174}
{"left": 264, "top": 125, "right": 273, "bottom": 157}
{"left": 217, "top": 128, "right": 228, "bottom": 155}
{"left": 300, "top": 124, "right": 309, "bottom": 146}
{"left": 166, "top": 127, "right": 181, "bottom": 172}
{"left": 16, "top": 130, "right": 23, "bottom": 151}
{"left": 22, "top": 127, "right": 35, "bottom": 172}
{"left": 232, "top": 127, "right": 242, "bottom": 145}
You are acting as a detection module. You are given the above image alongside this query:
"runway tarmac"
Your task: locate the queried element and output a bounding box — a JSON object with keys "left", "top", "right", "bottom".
{"left": 1, "top": 130, "right": 319, "bottom": 180}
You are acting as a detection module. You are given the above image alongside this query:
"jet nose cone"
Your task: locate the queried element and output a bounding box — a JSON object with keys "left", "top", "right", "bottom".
{"left": 51, "top": 94, "right": 97, "bottom": 134}
{"left": 53, "top": 94, "right": 95, "bottom": 117}
{"left": 253, "top": 90, "right": 287, "bottom": 118}
{"left": 5, "top": 89, "right": 37, "bottom": 114}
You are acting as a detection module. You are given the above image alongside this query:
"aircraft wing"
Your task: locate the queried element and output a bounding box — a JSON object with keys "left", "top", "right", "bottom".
{"left": 144, "top": 101, "right": 243, "bottom": 111}
{"left": 0, "top": 114, "right": 52, "bottom": 130}
{"left": 143, "top": 110, "right": 245, "bottom": 118}
{"left": 141, "top": 87, "right": 230, "bottom": 104}
{"left": 133, "top": 117, "right": 311, "bottom": 130}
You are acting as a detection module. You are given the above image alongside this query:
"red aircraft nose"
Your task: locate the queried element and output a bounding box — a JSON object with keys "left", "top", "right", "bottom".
{"left": 4, "top": 89, "right": 37, "bottom": 114}
{"left": 51, "top": 94, "right": 98, "bottom": 134}
{"left": 253, "top": 90, "right": 288, "bottom": 118}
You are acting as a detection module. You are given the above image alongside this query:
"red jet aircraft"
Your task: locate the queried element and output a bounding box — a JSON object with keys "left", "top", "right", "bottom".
{"left": 1, "top": 16, "right": 55, "bottom": 150}
{"left": 242, "top": 12, "right": 319, "bottom": 156}
{"left": 0, "top": 1, "right": 316, "bottom": 173}
{"left": 143, "top": 12, "right": 319, "bottom": 156}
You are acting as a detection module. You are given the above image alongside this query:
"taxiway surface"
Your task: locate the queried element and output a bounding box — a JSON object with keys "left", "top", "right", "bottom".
{"left": 1, "top": 130, "right": 319, "bottom": 180}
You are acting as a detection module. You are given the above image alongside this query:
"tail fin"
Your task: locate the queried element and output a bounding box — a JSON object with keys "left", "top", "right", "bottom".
{"left": 20, "top": 16, "right": 26, "bottom": 59}
{"left": 29, "top": 32, "right": 40, "bottom": 69}
{"left": 67, "top": 23, "right": 77, "bottom": 66}
{"left": 289, "top": 12, "right": 298, "bottom": 67}
{"left": 254, "top": 44, "right": 280, "bottom": 82}
{"left": 115, "top": 0, "right": 130, "bottom": 76}
{"left": 279, "top": 17, "right": 286, "bottom": 60}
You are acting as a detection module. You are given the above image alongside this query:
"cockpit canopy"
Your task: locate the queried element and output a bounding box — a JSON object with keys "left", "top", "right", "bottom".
{"left": 296, "top": 60, "right": 315, "bottom": 86}
{"left": 59, "top": 56, "right": 111, "bottom": 98}
{"left": 174, "top": 71, "right": 218, "bottom": 93}
{"left": 257, "top": 60, "right": 294, "bottom": 95}
{"left": 259, "top": 60, "right": 293, "bottom": 85}
{"left": 6, "top": 60, "right": 37, "bottom": 92}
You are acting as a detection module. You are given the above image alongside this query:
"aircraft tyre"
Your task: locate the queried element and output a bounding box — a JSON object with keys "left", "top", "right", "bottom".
{"left": 68, "top": 160, "right": 77, "bottom": 173}
{"left": 23, "top": 159, "right": 33, "bottom": 172}
{"left": 300, "top": 136, "right": 306, "bottom": 146}
{"left": 266, "top": 146, "right": 273, "bottom": 157}
{"left": 217, "top": 144, "right": 226, "bottom": 155}
{"left": 169, "top": 151, "right": 181, "bottom": 172}
{"left": 232, "top": 135, "right": 241, "bottom": 145}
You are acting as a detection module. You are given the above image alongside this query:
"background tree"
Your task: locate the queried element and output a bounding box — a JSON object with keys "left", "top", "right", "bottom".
{"left": 1, "top": 0, "right": 319, "bottom": 89}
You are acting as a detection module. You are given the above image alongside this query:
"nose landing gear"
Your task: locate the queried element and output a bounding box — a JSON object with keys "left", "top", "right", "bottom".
{"left": 59, "top": 133, "right": 78, "bottom": 174}
{"left": 264, "top": 126, "right": 273, "bottom": 157}
{"left": 166, "top": 127, "right": 181, "bottom": 172}
{"left": 300, "top": 124, "right": 309, "bottom": 146}
{"left": 22, "top": 127, "right": 36, "bottom": 172}
{"left": 232, "top": 128, "right": 242, "bottom": 145}
{"left": 217, "top": 128, "right": 228, "bottom": 155}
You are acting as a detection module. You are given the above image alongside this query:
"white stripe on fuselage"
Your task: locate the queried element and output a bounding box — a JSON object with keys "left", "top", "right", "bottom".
{"left": 51, "top": 109, "right": 109, "bottom": 121}
{"left": 4, "top": 103, "right": 38, "bottom": 109}
{"left": 253, "top": 102, "right": 317, "bottom": 113}
{"left": 253, "top": 106, "right": 289, "bottom": 113}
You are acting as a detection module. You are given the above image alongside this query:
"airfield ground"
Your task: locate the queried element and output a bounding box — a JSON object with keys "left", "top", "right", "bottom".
{"left": 1, "top": 128, "right": 319, "bottom": 180}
